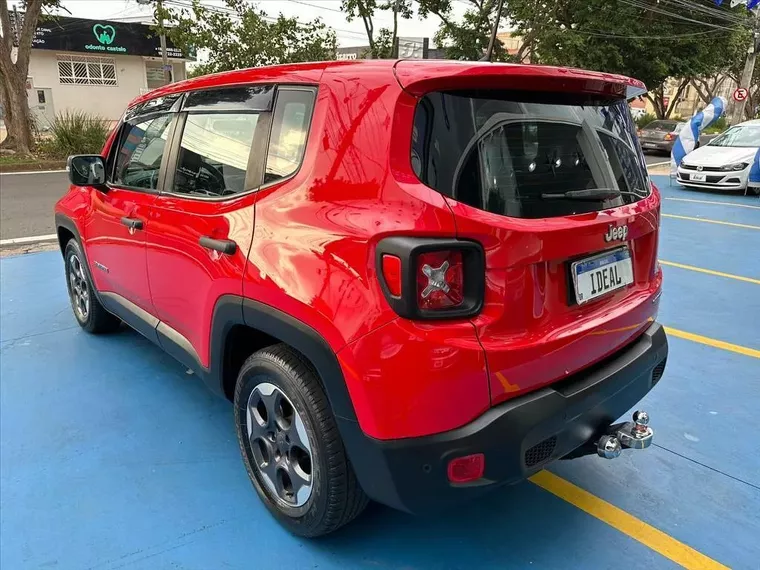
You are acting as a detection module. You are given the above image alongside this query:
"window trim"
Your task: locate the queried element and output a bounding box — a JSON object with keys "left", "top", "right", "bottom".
{"left": 106, "top": 112, "right": 180, "bottom": 195}
{"left": 158, "top": 84, "right": 318, "bottom": 202}
{"left": 259, "top": 85, "right": 318, "bottom": 192}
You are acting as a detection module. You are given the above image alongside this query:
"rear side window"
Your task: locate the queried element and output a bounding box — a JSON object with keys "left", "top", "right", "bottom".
{"left": 411, "top": 91, "right": 649, "bottom": 219}
{"left": 112, "top": 113, "right": 173, "bottom": 190}
{"left": 264, "top": 88, "right": 315, "bottom": 184}
{"left": 172, "top": 113, "right": 259, "bottom": 198}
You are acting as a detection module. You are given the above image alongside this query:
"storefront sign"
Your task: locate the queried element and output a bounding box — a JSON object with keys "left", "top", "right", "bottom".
{"left": 10, "top": 13, "right": 193, "bottom": 59}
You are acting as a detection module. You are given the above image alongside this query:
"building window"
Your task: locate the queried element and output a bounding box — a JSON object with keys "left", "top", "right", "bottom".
{"left": 57, "top": 55, "right": 117, "bottom": 86}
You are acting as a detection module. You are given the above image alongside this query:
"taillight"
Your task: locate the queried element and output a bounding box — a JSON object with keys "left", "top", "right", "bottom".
{"left": 417, "top": 250, "right": 464, "bottom": 310}
{"left": 376, "top": 238, "right": 484, "bottom": 320}
{"left": 381, "top": 254, "right": 402, "bottom": 297}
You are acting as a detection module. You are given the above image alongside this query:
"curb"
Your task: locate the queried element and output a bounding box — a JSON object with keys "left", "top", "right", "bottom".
{"left": 0, "top": 168, "right": 67, "bottom": 176}
{"left": 0, "top": 234, "right": 58, "bottom": 248}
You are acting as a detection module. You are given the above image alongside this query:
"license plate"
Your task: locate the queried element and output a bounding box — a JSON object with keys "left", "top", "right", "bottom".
{"left": 571, "top": 248, "right": 634, "bottom": 304}
{"left": 642, "top": 143, "right": 656, "bottom": 149}
{"left": 690, "top": 173, "right": 707, "bottom": 182}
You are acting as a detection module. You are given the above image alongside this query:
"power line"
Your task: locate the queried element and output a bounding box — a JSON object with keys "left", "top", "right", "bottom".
{"left": 570, "top": 26, "right": 742, "bottom": 40}
{"left": 618, "top": 0, "right": 751, "bottom": 31}
{"left": 163, "top": 0, "right": 369, "bottom": 39}
{"left": 663, "top": 0, "right": 752, "bottom": 26}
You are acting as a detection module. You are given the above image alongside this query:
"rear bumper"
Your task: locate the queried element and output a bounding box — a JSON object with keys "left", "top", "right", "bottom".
{"left": 341, "top": 322, "right": 668, "bottom": 513}
{"left": 640, "top": 141, "right": 673, "bottom": 152}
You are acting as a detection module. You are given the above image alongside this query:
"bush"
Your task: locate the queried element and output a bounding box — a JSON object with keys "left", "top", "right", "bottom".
{"left": 704, "top": 116, "right": 727, "bottom": 135}
{"left": 45, "top": 111, "right": 110, "bottom": 157}
{"left": 635, "top": 113, "right": 657, "bottom": 129}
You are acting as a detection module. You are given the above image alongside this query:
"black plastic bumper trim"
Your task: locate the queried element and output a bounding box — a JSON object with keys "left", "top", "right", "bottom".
{"left": 342, "top": 322, "right": 668, "bottom": 513}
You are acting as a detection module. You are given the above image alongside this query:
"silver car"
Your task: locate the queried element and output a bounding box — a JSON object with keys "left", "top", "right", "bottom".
{"left": 676, "top": 119, "right": 760, "bottom": 194}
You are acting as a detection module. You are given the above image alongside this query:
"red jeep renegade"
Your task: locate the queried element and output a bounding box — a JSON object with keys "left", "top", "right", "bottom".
{"left": 55, "top": 60, "right": 668, "bottom": 537}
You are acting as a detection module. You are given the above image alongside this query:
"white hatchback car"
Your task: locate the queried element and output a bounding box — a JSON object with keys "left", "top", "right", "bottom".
{"left": 676, "top": 119, "right": 760, "bottom": 194}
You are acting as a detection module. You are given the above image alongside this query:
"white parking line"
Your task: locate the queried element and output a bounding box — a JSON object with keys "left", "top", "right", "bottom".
{"left": 647, "top": 160, "right": 670, "bottom": 168}
{"left": 665, "top": 197, "right": 760, "bottom": 210}
{"left": 0, "top": 234, "right": 58, "bottom": 246}
{"left": 0, "top": 169, "right": 67, "bottom": 176}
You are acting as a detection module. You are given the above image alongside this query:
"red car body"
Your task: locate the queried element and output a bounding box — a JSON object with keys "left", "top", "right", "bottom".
{"left": 56, "top": 60, "right": 667, "bottom": 520}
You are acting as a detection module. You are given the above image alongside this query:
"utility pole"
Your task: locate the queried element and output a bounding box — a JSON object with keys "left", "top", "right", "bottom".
{"left": 157, "top": 0, "right": 171, "bottom": 85}
{"left": 731, "top": 11, "right": 759, "bottom": 125}
{"left": 137, "top": 0, "right": 171, "bottom": 85}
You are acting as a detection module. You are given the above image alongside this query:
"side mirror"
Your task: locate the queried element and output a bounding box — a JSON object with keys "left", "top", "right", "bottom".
{"left": 68, "top": 155, "right": 106, "bottom": 188}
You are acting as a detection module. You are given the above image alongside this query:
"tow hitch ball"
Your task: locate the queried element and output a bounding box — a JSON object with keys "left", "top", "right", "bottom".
{"left": 596, "top": 411, "right": 653, "bottom": 459}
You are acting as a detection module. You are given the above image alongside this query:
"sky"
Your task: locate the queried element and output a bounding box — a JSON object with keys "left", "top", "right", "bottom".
{"left": 10, "top": 0, "right": 471, "bottom": 48}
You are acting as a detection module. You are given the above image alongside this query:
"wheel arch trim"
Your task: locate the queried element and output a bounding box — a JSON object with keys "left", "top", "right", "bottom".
{"left": 210, "top": 295, "right": 358, "bottom": 423}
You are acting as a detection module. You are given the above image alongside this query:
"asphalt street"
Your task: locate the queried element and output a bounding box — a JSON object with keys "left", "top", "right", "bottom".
{"left": 0, "top": 154, "right": 672, "bottom": 241}
{"left": 0, "top": 171, "right": 69, "bottom": 240}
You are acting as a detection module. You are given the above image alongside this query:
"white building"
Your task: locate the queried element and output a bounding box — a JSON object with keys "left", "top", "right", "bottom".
{"left": 12, "top": 13, "right": 193, "bottom": 127}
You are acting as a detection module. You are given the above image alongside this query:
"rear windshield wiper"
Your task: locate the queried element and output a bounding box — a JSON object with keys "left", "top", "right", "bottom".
{"left": 540, "top": 188, "right": 648, "bottom": 201}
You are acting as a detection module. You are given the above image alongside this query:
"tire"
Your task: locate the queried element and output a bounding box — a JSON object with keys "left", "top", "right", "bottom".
{"left": 234, "top": 343, "right": 368, "bottom": 537}
{"left": 64, "top": 239, "right": 121, "bottom": 334}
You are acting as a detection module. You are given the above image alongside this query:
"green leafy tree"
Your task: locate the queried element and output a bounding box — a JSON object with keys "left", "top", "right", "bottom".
{"left": 420, "top": 0, "right": 750, "bottom": 117}
{"left": 501, "top": 0, "right": 751, "bottom": 118}
{"left": 0, "top": 0, "right": 61, "bottom": 155}
{"left": 416, "top": 0, "right": 510, "bottom": 61}
{"left": 341, "top": 0, "right": 412, "bottom": 59}
{"left": 158, "top": 0, "right": 337, "bottom": 75}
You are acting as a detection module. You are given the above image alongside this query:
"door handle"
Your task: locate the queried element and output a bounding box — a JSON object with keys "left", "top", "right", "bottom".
{"left": 121, "top": 217, "right": 144, "bottom": 231}
{"left": 199, "top": 236, "right": 237, "bottom": 255}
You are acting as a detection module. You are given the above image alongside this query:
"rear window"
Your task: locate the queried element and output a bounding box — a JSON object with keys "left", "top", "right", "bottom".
{"left": 411, "top": 90, "right": 649, "bottom": 219}
{"left": 643, "top": 120, "right": 679, "bottom": 132}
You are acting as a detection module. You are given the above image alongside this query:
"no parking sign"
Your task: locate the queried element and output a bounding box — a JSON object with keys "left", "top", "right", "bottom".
{"left": 733, "top": 88, "right": 749, "bottom": 103}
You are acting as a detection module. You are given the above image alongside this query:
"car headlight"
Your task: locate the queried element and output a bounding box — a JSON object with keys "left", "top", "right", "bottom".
{"left": 724, "top": 162, "right": 749, "bottom": 171}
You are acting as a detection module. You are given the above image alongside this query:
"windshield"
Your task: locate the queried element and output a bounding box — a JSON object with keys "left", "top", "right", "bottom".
{"left": 643, "top": 120, "right": 679, "bottom": 132}
{"left": 709, "top": 125, "right": 760, "bottom": 148}
{"left": 411, "top": 91, "right": 649, "bottom": 219}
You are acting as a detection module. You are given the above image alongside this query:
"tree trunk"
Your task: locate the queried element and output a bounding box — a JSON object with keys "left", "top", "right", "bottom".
{"left": 0, "top": 74, "right": 17, "bottom": 149}
{"left": 645, "top": 93, "right": 665, "bottom": 119}
{"left": 0, "top": 0, "right": 44, "bottom": 155}
{"left": 3, "top": 69, "right": 33, "bottom": 155}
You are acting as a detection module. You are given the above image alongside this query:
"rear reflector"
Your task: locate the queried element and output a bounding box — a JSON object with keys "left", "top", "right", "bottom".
{"left": 417, "top": 250, "right": 464, "bottom": 310}
{"left": 381, "top": 254, "right": 402, "bottom": 297}
{"left": 447, "top": 453, "right": 485, "bottom": 483}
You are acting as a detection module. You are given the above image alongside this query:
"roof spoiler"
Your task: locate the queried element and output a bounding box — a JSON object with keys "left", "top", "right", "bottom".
{"left": 393, "top": 61, "right": 647, "bottom": 101}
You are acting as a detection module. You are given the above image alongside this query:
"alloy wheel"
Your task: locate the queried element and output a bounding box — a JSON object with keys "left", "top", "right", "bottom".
{"left": 246, "top": 382, "right": 313, "bottom": 508}
{"left": 68, "top": 254, "right": 90, "bottom": 321}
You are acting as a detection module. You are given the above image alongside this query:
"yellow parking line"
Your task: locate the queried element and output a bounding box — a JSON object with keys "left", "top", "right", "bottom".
{"left": 530, "top": 471, "right": 729, "bottom": 570}
{"left": 665, "top": 197, "right": 760, "bottom": 210}
{"left": 662, "top": 213, "right": 760, "bottom": 230}
{"left": 664, "top": 326, "right": 760, "bottom": 359}
{"left": 660, "top": 260, "right": 760, "bottom": 285}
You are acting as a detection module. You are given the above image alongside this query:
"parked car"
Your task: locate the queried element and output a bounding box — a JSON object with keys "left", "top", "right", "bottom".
{"left": 676, "top": 119, "right": 760, "bottom": 194}
{"left": 55, "top": 60, "right": 668, "bottom": 537}
{"left": 638, "top": 119, "right": 686, "bottom": 154}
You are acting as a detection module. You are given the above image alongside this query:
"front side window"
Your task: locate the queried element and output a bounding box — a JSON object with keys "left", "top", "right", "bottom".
{"left": 411, "top": 91, "right": 649, "bottom": 219}
{"left": 172, "top": 112, "right": 259, "bottom": 198}
{"left": 112, "top": 113, "right": 173, "bottom": 190}
{"left": 264, "top": 89, "right": 315, "bottom": 184}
